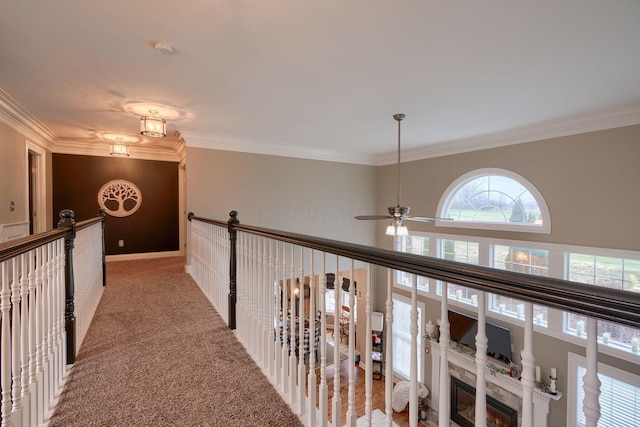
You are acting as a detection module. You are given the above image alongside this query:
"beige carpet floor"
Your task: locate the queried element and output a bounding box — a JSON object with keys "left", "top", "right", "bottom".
{"left": 49, "top": 256, "right": 303, "bottom": 427}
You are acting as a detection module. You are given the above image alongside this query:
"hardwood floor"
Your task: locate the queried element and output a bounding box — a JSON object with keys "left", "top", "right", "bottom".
{"left": 306, "top": 358, "right": 413, "bottom": 427}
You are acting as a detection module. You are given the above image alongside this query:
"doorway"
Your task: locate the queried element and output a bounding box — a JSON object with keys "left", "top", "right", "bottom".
{"left": 26, "top": 141, "right": 46, "bottom": 234}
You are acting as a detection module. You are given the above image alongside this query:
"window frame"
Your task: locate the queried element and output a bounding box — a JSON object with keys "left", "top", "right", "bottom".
{"left": 436, "top": 168, "right": 551, "bottom": 233}
{"left": 567, "top": 352, "right": 640, "bottom": 427}
{"left": 394, "top": 229, "right": 640, "bottom": 363}
{"left": 391, "top": 293, "right": 424, "bottom": 382}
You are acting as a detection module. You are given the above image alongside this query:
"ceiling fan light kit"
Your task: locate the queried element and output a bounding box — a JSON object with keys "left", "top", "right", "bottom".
{"left": 355, "top": 113, "right": 451, "bottom": 236}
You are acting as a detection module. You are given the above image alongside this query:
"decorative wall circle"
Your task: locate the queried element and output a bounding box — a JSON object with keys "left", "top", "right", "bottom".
{"left": 98, "top": 179, "right": 142, "bottom": 217}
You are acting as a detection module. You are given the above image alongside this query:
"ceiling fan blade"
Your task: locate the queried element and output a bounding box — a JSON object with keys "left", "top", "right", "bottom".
{"left": 405, "top": 215, "right": 453, "bottom": 222}
{"left": 354, "top": 215, "right": 393, "bottom": 221}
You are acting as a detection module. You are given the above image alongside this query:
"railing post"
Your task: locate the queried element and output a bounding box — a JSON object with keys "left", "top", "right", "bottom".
{"left": 228, "top": 210, "right": 239, "bottom": 330}
{"left": 99, "top": 209, "right": 106, "bottom": 287}
{"left": 57, "top": 209, "right": 77, "bottom": 365}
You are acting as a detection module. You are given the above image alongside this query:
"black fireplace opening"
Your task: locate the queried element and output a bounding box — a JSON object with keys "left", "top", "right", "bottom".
{"left": 451, "top": 376, "right": 518, "bottom": 427}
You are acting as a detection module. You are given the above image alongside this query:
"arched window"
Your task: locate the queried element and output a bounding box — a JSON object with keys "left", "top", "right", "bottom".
{"left": 437, "top": 168, "right": 550, "bottom": 233}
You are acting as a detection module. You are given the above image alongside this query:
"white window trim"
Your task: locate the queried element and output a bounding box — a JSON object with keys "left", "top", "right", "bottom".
{"left": 435, "top": 168, "right": 551, "bottom": 233}
{"left": 567, "top": 352, "right": 640, "bottom": 427}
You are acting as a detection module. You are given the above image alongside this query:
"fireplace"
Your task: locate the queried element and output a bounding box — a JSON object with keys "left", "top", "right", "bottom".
{"left": 451, "top": 377, "right": 518, "bottom": 427}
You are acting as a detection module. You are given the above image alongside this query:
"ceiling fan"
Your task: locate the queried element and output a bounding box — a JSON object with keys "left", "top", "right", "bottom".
{"left": 354, "top": 113, "right": 452, "bottom": 235}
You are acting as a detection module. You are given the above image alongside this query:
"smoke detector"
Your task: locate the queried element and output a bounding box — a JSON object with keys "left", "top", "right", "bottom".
{"left": 154, "top": 41, "right": 173, "bottom": 55}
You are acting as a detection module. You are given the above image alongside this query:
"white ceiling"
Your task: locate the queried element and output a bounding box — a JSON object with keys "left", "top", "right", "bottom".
{"left": 1, "top": 1, "right": 640, "bottom": 165}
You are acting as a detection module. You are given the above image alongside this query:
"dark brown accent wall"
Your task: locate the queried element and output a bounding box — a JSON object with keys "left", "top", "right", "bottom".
{"left": 52, "top": 154, "right": 179, "bottom": 255}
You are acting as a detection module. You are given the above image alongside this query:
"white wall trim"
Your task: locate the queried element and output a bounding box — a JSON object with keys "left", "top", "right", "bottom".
{"left": 0, "top": 221, "right": 30, "bottom": 242}
{"left": 106, "top": 250, "right": 182, "bottom": 262}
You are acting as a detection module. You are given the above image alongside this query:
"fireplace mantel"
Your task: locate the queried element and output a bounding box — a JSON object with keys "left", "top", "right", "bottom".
{"left": 431, "top": 344, "right": 561, "bottom": 427}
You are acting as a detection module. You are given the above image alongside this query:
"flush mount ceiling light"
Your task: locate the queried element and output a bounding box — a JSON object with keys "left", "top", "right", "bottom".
{"left": 110, "top": 137, "right": 129, "bottom": 157}
{"left": 140, "top": 109, "right": 166, "bottom": 138}
{"left": 154, "top": 41, "right": 174, "bottom": 55}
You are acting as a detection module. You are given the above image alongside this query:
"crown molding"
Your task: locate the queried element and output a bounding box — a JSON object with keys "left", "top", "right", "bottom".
{"left": 377, "top": 103, "right": 640, "bottom": 165}
{"left": 181, "top": 131, "right": 377, "bottom": 165}
{"left": 54, "top": 139, "right": 181, "bottom": 162}
{"left": 0, "top": 89, "right": 57, "bottom": 149}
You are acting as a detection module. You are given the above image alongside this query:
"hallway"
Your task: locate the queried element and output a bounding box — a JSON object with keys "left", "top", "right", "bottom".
{"left": 48, "top": 257, "right": 302, "bottom": 427}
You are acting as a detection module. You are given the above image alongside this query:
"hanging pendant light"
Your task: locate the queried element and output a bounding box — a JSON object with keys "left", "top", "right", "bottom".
{"left": 110, "top": 137, "right": 129, "bottom": 156}
{"left": 140, "top": 109, "right": 166, "bottom": 138}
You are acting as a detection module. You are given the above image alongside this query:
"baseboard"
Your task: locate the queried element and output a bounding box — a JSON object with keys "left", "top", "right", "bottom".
{"left": 106, "top": 250, "right": 182, "bottom": 262}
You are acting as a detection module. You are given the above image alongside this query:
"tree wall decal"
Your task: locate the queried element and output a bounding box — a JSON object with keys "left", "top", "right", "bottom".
{"left": 97, "top": 180, "right": 143, "bottom": 217}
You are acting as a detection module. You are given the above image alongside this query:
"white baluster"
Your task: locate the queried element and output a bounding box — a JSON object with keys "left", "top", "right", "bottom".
{"left": 318, "top": 255, "right": 329, "bottom": 427}
{"left": 289, "top": 245, "right": 297, "bottom": 405}
{"left": 281, "top": 242, "right": 289, "bottom": 396}
{"left": 268, "top": 239, "right": 275, "bottom": 378}
{"left": 346, "top": 260, "right": 356, "bottom": 427}
{"left": 1, "top": 261, "right": 12, "bottom": 426}
{"left": 10, "top": 256, "right": 23, "bottom": 425}
{"left": 475, "top": 292, "right": 487, "bottom": 427}
{"left": 331, "top": 256, "right": 342, "bottom": 427}
{"left": 521, "top": 303, "right": 535, "bottom": 427}
{"left": 438, "top": 282, "right": 450, "bottom": 427}
{"left": 298, "top": 247, "right": 306, "bottom": 416}
{"left": 307, "top": 250, "right": 317, "bottom": 427}
{"left": 364, "top": 263, "right": 373, "bottom": 426}
{"left": 20, "top": 251, "right": 32, "bottom": 426}
{"left": 34, "top": 246, "right": 45, "bottom": 425}
{"left": 582, "top": 317, "right": 601, "bottom": 427}
{"left": 274, "top": 241, "right": 282, "bottom": 388}
{"left": 410, "top": 274, "right": 418, "bottom": 427}
{"left": 385, "top": 268, "right": 393, "bottom": 426}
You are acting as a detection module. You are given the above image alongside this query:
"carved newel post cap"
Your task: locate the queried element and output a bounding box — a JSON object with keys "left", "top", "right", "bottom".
{"left": 187, "top": 212, "right": 195, "bottom": 221}
{"left": 58, "top": 209, "right": 76, "bottom": 224}
{"left": 229, "top": 211, "right": 238, "bottom": 220}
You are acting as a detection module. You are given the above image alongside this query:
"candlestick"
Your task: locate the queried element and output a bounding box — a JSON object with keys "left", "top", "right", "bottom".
{"left": 535, "top": 366, "right": 541, "bottom": 382}
{"left": 550, "top": 367, "right": 557, "bottom": 380}
{"left": 549, "top": 377, "right": 557, "bottom": 394}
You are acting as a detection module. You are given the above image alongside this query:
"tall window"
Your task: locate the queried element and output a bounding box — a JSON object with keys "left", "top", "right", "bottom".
{"left": 437, "top": 168, "right": 550, "bottom": 233}
{"left": 566, "top": 253, "right": 640, "bottom": 350}
{"left": 396, "top": 235, "right": 430, "bottom": 292}
{"left": 437, "top": 239, "right": 479, "bottom": 305}
{"left": 491, "top": 245, "right": 549, "bottom": 325}
{"left": 392, "top": 295, "right": 423, "bottom": 381}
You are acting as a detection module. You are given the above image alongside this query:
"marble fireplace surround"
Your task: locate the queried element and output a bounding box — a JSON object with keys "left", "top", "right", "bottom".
{"left": 430, "top": 345, "right": 558, "bottom": 427}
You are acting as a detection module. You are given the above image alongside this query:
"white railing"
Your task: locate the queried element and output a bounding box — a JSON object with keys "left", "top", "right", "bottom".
{"left": 188, "top": 214, "right": 640, "bottom": 427}
{"left": 0, "top": 213, "right": 105, "bottom": 427}
{"left": 73, "top": 221, "right": 105, "bottom": 351}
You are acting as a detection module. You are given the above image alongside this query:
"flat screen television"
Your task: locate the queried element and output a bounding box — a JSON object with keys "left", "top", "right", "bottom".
{"left": 448, "top": 310, "right": 513, "bottom": 364}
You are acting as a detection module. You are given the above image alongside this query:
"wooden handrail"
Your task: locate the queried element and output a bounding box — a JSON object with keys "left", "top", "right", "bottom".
{"left": 189, "top": 212, "right": 640, "bottom": 329}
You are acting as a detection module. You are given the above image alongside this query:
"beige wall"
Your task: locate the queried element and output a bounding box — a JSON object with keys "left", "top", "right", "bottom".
{"left": 377, "top": 124, "right": 640, "bottom": 251}
{"left": 375, "top": 125, "right": 640, "bottom": 426}
{"left": 0, "top": 121, "right": 53, "bottom": 235}
{"left": 0, "top": 122, "right": 28, "bottom": 225}
{"left": 186, "top": 147, "right": 378, "bottom": 245}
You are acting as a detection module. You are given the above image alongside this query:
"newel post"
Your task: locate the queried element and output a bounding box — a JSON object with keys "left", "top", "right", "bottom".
{"left": 57, "top": 209, "right": 77, "bottom": 364}
{"left": 228, "top": 210, "right": 239, "bottom": 330}
{"left": 99, "top": 209, "right": 107, "bottom": 287}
